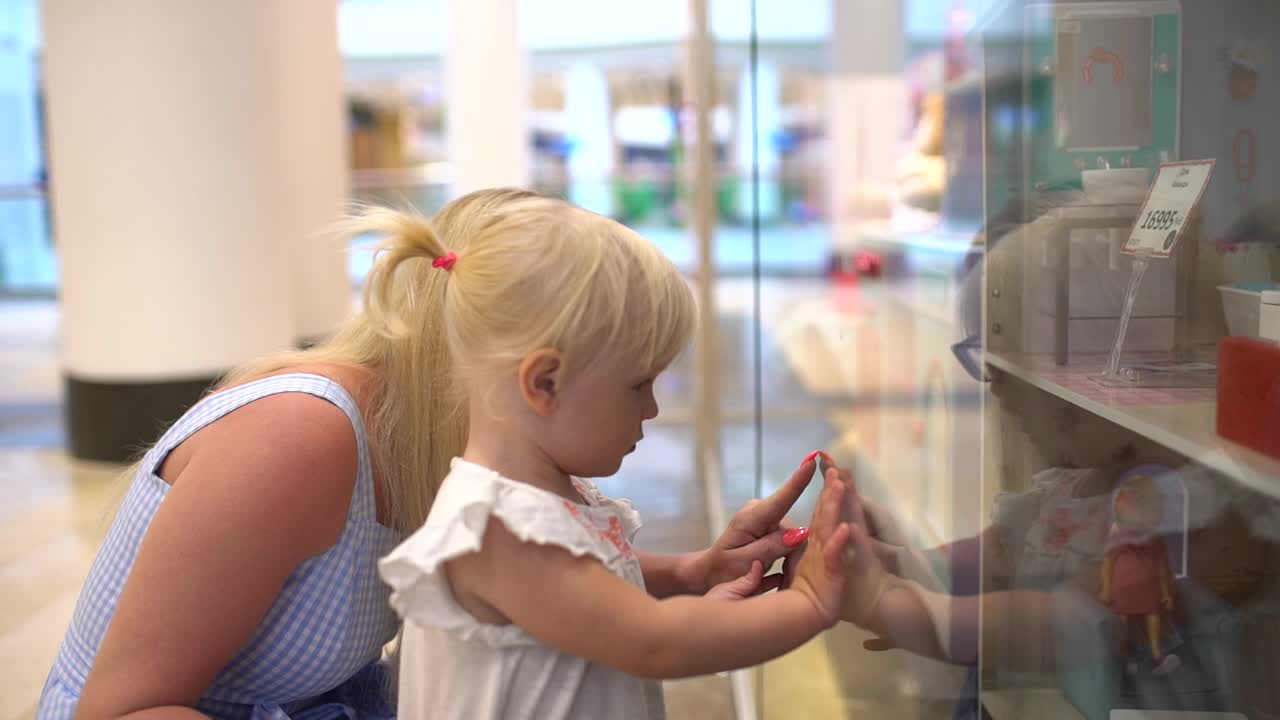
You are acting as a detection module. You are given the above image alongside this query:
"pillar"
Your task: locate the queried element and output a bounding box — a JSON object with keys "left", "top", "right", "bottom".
{"left": 827, "top": 0, "right": 907, "bottom": 225}
{"left": 686, "top": 0, "right": 722, "bottom": 497}
{"left": 42, "top": 0, "right": 349, "bottom": 461}
{"left": 445, "top": 0, "right": 530, "bottom": 197}
{"left": 565, "top": 62, "right": 614, "bottom": 217}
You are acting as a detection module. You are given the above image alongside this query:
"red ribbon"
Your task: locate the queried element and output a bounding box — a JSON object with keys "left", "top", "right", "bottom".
{"left": 432, "top": 251, "right": 458, "bottom": 271}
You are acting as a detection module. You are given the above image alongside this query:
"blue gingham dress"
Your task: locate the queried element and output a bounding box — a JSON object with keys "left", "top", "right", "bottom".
{"left": 37, "top": 373, "right": 403, "bottom": 719}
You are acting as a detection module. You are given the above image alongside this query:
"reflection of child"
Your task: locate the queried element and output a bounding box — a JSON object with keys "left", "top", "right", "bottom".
{"left": 374, "top": 195, "right": 859, "bottom": 719}
{"left": 1099, "top": 474, "right": 1180, "bottom": 675}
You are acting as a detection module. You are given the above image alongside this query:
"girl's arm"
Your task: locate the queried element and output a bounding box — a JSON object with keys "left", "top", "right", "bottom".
{"left": 445, "top": 471, "right": 850, "bottom": 679}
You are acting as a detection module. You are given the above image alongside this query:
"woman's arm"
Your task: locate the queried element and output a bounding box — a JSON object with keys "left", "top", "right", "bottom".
{"left": 118, "top": 708, "right": 213, "bottom": 720}
{"left": 75, "top": 395, "right": 361, "bottom": 719}
{"left": 635, "top": 551, "right": 705, "bottom": 598}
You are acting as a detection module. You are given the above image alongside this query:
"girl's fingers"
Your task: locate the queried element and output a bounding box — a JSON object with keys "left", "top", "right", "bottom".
{"left": 814, "top": 471, "right": 845, "bottom": 534}
{"left": 847, "top": 522, "right": 878, "bottom": 573}
{"left": 822, "top": 522, "right": 853, "bottom": 576}
{"left": 847, "top": 492, "right": 870, "bottom": 530}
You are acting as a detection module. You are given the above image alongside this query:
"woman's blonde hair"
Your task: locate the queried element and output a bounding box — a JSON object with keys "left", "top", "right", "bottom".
{"left": 219, "top": 188, "right": 695, "bottom": 534}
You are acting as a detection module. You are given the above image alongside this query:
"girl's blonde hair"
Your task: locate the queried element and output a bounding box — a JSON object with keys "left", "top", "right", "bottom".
{"left": 219, "top": 188, "right": 696, "bottom": 534}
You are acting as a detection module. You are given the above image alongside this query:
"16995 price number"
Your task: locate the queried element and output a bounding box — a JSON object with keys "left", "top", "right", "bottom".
{"left": 1138, "top": 208, "right": 1182, "bottom": 231}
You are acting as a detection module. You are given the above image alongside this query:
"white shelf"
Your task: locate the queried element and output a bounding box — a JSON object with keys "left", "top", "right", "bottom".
{"left": 983, "top": 687, "right": 1086, "bottom": 720}
{"left": 987, "top": 352, "right": 1280, "bottom": 499}
{"left": 834, "top": 221, "right": 974, "bottom": 256}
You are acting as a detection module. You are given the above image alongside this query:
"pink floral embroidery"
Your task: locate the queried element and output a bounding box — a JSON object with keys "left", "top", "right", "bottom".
{"left": 562, "top": 501, "right": 634, "bottom": 559}
{"left": 1043, "top": 508, "right": 1077, "bottom": 549}
{"left": 602, "top": 517, "right": 633, "bottom": 558}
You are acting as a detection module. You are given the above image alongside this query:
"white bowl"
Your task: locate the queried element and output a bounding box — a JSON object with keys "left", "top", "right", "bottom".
{"left": 1082, "top": 168, "right": 1152, "bottom": 204}
{"left": 1218, "top": 285, "right": 1266, "bottom": 338}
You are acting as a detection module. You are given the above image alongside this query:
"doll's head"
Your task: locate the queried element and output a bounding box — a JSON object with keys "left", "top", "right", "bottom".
{"left": 1112, "top": 474, "right": 1165, "bottom": 531}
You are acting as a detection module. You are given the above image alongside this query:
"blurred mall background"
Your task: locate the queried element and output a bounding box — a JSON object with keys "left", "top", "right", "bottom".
{"left": 4, "top": 0, "right": 1279, "bottom": 719}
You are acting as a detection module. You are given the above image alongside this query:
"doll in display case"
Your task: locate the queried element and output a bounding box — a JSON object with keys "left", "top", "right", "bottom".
{"left": 983, "top": 390, "right": 1273, "bottom": 716}
{"left": 1098, "top": 471, "right": 1181, "bottom": 676}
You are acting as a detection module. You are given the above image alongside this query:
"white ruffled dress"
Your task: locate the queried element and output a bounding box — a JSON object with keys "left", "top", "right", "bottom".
{"left": 378, "top": 458, "right": 666, "bottom": 720}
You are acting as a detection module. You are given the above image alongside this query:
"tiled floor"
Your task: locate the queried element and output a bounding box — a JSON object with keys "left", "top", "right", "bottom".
{"left": 0, "top": 275, "right": 980, "bottom": 719}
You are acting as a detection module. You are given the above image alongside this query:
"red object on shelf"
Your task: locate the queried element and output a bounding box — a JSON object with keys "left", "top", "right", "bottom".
{"left": 1217, "top": 336, "right": 1280, "bottom": 460}
{"left": 854, "top": 251, "right": 884, "bottom": 278}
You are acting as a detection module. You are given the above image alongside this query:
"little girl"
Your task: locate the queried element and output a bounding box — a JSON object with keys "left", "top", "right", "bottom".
{"left": 372, "top": 193, "right": 870, "bottom": 719}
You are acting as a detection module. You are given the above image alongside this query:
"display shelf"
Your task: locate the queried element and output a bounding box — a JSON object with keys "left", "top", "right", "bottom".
{"left": 834, "top": 220, "right": 974, "bottom": 257}
{"left": 986, "top": 352, "right": 1280, "bottom": 499}
{"left": 982, "top": 687, "right": 1085, "bottom": 720}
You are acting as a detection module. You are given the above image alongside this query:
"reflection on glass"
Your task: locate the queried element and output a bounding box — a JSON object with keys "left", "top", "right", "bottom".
{"left": 740, "top": 0, "right": 1280, "bottom": 718}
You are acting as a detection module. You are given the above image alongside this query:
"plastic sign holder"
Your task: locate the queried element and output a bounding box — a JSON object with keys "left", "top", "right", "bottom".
{"left": 1099, "top": 160, "right": 1217, "bottom": 387}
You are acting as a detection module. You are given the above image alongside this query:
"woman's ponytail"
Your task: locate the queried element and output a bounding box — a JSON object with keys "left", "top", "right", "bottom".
{"left": 343, "top": 207, "right": 452, "bottom": 339}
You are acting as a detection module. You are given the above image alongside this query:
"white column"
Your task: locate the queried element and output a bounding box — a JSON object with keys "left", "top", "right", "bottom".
{"left": 268, "top": 1, "right": 352, "bottom": 343}
{"left": 736, "top": 58, "right": 782, "bottom": 223}
{"left": 42, "top": 0, "right": 348, "bottom": 460}
{"left": 565, "top": 62, "right": 613, "bottom": 216}
{"left": 445, "top": 0, "right": 530, "bottom": 197}
{"left": 827, "top": 0, "right": 907, "bottom": 225}
{"left": 686, "top": 0, "right": 722, "bottom": 492}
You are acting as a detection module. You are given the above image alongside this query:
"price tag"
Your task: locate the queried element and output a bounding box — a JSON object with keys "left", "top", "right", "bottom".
{"left": 1124, "top": 159, "right": 1216, "bottom": 257}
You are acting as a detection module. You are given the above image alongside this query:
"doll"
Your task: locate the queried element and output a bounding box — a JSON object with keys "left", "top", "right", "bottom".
{"left": 1098, "top": 472, "right": 1181, "bottom": 675}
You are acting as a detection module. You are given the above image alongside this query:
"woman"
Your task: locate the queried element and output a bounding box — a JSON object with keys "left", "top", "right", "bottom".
{"left": 38, "top": 188, "right": 817, "bottom": 720}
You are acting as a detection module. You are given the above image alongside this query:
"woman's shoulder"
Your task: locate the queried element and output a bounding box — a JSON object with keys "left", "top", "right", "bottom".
{"left": 158, "top": 364, "right": 378, "bottom": 545}
{"left": 228, "top": 362, "right": 377, "bottom": 407}
{"left": 163, "top": 364, "right": 369, "bottom": 477}
{"left": 207, "top": 362, "right": 378, "bottom": 477}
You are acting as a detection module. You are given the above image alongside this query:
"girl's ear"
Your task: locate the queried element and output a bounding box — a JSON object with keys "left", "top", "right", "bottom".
{"left": 517, "top": 349, "right": 563, "bottom": 417}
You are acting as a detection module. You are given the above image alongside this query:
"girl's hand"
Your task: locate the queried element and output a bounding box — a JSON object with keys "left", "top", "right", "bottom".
{"left": 704, "top": 560, "right": 784, "bottom": 601}
{"left": 839, "top": 483, "right": 893, "bottom": 629}
{"left": 788, "top": 467, "right": 853, "bottom": 627}
{"left": 817, "top": 458, "right": 900, "bottom": 629}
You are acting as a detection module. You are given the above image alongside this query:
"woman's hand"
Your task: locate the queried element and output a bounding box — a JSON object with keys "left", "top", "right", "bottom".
{"left": 685, "top": 453, "right": 826, "bottom": 594}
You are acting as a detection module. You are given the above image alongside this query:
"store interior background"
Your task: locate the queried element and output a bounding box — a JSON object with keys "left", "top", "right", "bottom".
{"left": 0, "top": 0, "right": 1196, "bottom": 718}
{"left": 0, "top": 0, "right": 983, "bottom": 712}
{"left": 7, "top": 0, "right": 986, "bottom": 717}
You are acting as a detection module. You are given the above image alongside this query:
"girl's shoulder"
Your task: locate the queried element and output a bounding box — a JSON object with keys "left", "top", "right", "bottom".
{"left": 378, "top": 460, "right": 644, "bottom": 639}
{"left": 413, "top": 460, "right": 640, "bottom": 560}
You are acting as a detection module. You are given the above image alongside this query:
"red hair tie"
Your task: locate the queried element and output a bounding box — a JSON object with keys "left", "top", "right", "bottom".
{"left": 432, "top": 251, "right": 458, "bottom": 271}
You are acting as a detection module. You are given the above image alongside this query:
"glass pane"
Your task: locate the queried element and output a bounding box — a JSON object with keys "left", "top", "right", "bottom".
{"left": 741, "top": 0, "right": 988, "bottom": 715}
{"left": 733, "top": 0, "right": 1264, "bottom": 716}
{"left": 740, "top": 0, "right": 1280, "bottom": 714}
{"left": 975, "top": 2, "right": 1280, "bottom": 719}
